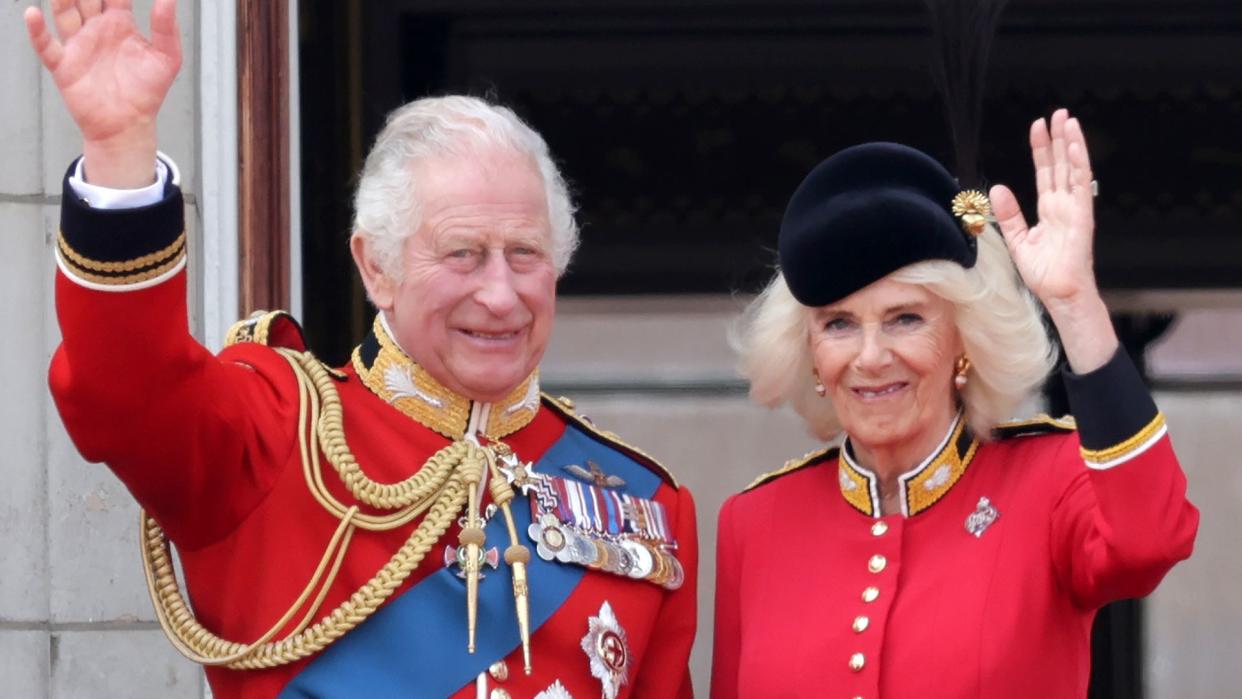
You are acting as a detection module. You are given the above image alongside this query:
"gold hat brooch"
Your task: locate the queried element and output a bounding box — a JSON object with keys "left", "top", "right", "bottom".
{"left": 951, "top": 190, "right": 991, "bottom": 236}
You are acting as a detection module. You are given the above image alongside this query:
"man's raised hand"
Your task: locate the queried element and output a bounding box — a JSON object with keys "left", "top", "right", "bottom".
{"left": 25, "top": 0, "right": 181, "bottom": 187}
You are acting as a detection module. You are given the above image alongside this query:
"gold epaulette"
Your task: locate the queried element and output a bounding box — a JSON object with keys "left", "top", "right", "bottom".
{"left": 223, "top": 310, "right": 346, "bottom": 379}
{"left": 224, "top": 309, "right": 305, "bottom": 349}
{"left": 993, "top": 414, "right": 1077, "bottom": 440}
{"left": 540, "top": 393, "right": 680, "bottom": 489}
{"left": 745, "top": 446, "right": 839, "bottom": 492}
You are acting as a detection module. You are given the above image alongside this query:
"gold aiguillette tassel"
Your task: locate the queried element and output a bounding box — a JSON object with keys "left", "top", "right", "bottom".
{"left": 486, "top": 445, "right": 535, "bottom": 674}
{"left": 459, "top": 446, "right": 487, "bottom": 654}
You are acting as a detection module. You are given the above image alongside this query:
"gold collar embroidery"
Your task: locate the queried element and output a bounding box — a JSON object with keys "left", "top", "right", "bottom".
{"left": 350, "top": 315, "right": 540, "bottom": 440}
{"left": 838, "top": 413, "right": 979, "bottom": 518}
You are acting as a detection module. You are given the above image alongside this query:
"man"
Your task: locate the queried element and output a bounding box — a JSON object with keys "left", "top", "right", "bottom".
{"left": 27, "top": 1, "right": 696, "bottom": 697}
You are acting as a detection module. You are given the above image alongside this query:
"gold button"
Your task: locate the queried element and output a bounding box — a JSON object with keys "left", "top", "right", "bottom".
{"left": 852, "top": 615, "right": 870, "bottom": 633}
{"left": 849, "top": 652, "right": 865, "bottom": 671}
{"left": 868, "top": 554, "right": 887, "bottom": 573}
{"left": 862, "top": 586, "right": 880, "bottom": 603}
{"left": 871, "top": 521, "right": 889, "bottom": 536}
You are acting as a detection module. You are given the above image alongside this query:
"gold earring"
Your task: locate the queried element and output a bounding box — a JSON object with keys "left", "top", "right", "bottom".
{"left": 812, "top": 368, "right": 826, "bottom": 397}
{"left": 954, "top": 355, "right": 971, "bottom": 390}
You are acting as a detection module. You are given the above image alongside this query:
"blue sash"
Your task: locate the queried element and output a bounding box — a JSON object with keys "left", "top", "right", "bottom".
{"left": 279, "top": 422, "right": 662, "bottom": 698}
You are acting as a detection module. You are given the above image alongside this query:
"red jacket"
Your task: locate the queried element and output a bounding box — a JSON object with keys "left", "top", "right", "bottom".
{"left": 712, "top": 351, "right": 1197, "bottom": 699}
{"left": 50, "top": 164, "right": 697, "bottom": 698}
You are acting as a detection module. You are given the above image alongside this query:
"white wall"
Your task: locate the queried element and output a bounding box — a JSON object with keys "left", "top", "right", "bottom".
{"left": 0, "top": 1, "right": 206, "bottom": 696}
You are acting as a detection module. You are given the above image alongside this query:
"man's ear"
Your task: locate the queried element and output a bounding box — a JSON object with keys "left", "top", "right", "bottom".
{"left": 350, "top": 233, "right": 396, "bottom": 312}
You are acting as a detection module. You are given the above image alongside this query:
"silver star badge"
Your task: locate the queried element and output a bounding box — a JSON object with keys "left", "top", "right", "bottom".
{"left": 582, "top": 601, "right": 630, "bottom": 699}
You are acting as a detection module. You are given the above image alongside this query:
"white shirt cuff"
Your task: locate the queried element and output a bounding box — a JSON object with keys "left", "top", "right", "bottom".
{"left": 68, "top": 152, "right": 182, "bottom": 210}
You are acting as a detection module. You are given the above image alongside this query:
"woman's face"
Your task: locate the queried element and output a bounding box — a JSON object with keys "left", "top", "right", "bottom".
{"left": 809, "top": 277, "right": 962, "bottom": 453}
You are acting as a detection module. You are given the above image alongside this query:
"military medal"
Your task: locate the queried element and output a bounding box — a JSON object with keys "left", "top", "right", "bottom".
{"left": 620, "top": 540, "right": 653, "bottom": 579}
{"left": 965, "top": 496, "right": 999, "bottom": 537}
{"left": 506, "top": 451, "right": 683, "bottom": 590}
{"left": 582, "top": 601, "right": 630, "bottom": 699}
{"left": 444, "top": 544, "right": 500, "bottom": 579}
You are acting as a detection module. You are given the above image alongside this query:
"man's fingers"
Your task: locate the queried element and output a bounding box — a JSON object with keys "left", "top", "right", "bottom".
{"left": 988, "top": 184, "right": 1030, "bottom": 248}
{"left": 1030, "top": 118, "right": 1053, "bottom": 196}
{"left": 78, "top": 0, "right": 103, "bottom": 21}
{"left": 149, "top": 0, "right": 181, "bottom": 62}
{"left": 25, "top": 7, "right": 65, "bottom": 72}
{"left": 50, "top": 0, "right": 83, "bottom": 43}
{"left": 107, "top": 0, "right": 135, "bottom": 10}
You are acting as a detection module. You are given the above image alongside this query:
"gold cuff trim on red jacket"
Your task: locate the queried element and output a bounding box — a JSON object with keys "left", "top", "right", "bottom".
{"left": 56, "top": 230, "right": 186, "bottom": 286}
{"left": 351, "top": 314, "right": 539, "bottom": 440}
{"left": 1080, "top": 412, "right": 1168, "bottom": 470}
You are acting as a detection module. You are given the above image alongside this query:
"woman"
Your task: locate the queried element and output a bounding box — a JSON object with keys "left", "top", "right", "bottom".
{"left": 711, "top": 110, "right": 1198, "bottom": 698}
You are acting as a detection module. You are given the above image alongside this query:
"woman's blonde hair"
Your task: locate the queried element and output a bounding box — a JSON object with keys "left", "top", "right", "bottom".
{"left": 734, "top": 226, "right": 1057, "bottom": 441}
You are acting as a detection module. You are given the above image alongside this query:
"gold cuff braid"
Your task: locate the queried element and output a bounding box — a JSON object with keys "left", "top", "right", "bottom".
{"left": 140, "top": 348, "right": 487, "bottom": 669}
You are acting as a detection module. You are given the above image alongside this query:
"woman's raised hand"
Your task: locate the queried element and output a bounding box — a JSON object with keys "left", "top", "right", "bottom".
{"left": 990, "top": 108, "right": 1118, "bottom": 373}
{"left": 989, "top": 109, "right": 1099, "bottom": 311}
{"left": 25, "top": 0, "right": 181, "bottom": 187}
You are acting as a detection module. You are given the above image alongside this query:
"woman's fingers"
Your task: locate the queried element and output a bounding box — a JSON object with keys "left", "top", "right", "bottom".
{"left": 1030, "top": 118, "right": 1053, "bottom": 196}
{"left": 25, "top": 7, "right": 65, "bottom": 72}
{"left": 1066, "top": 118, "right": 1094, "bottom": 185}
{"left": 989, "top": 184, "right": 1031, "bottom": 249}
{"left": 1050, "top": 108, "right": 1070, "bottom": 192}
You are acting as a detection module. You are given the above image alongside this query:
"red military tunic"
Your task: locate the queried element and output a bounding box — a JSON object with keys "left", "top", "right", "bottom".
{"left": 711, "top": 350, "right": 1197, "bottom": 698}
{"left": 49, "top": 161, "right": 697, "bottom": 698}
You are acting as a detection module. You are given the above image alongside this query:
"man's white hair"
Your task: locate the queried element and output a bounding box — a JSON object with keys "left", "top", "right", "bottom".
{"left": 734, "top": 226, "right": 1058, "bottom": 441}
{"left": 352, "top": 95, "right": 579, "bottom": 278}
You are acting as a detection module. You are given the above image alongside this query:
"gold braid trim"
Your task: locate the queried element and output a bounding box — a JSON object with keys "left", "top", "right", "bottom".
{"left": 57, "top": 231, "right": 186, "bottom": 273}
{"left": 1080, "top": 412, "right": 1167, "bottom": 465}
{"left": 745, "top": 447, "right": 838, "bottom": 492}
{"left": 140, "top": 348, "right": 486, "bottom": 669}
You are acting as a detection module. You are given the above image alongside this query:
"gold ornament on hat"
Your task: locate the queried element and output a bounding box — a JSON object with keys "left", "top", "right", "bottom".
{"left": 951, "top": 190, "right": 991, "bottom": 236}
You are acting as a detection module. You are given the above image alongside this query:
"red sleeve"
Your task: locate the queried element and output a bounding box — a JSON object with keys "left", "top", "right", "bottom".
{"left": 709, "top": 494, "right": 741, "bottom": 699}
{"left": 49, "top": 174, "right": 299, "bottom": 550}
{"left": 1049, "top": 348, "right": 1199, "bottom": 609}
{"left": 631, "top": 484, "right": 698, "bottom": 698}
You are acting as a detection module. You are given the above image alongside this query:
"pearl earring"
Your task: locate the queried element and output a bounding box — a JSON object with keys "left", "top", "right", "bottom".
{"left": 954, "top": 355, "right": 972, "bottom": 390}
{"left": 812, "top": 369, "right": 826, "bottom": 397}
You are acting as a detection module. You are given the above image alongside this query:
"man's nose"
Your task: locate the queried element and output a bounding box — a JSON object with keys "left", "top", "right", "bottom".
{"left": 474, "top": 252, "right": 519, "bottom": 315}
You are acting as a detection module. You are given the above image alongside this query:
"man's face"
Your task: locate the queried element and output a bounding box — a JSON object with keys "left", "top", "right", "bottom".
{"left": 356, "top": 148, "right": 557, "bottom": 403}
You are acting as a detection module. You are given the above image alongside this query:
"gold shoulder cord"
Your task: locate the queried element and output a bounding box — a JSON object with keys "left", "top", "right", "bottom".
{"left": 139, "top": 349, "right": 488, "bottom": 670}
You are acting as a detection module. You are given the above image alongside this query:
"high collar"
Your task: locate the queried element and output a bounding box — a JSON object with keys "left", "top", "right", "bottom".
{"left": 837, "top": 412, "right": 979, "bottom": 518}
{"left": 350, "top": 314, "right": 541, "bottom": 440}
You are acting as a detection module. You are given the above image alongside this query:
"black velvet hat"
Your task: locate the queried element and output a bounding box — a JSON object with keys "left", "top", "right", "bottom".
{"left": 777, "top": 142, "right": 986, "bottom": 307}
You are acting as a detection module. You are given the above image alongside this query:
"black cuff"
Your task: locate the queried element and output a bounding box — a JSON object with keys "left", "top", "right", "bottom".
{"left": 1062, "top": 346, "right": 1160, "bottom": 452}
{"left": 57, "top": 157, "right": 185, "bottom": 286}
